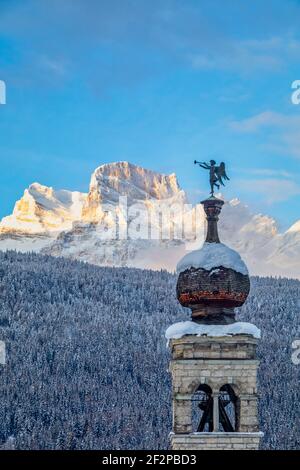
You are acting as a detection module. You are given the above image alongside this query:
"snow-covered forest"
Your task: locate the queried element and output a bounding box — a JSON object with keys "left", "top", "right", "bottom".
{"left": 0, "top": 251, "right": 299, "bottom": 449}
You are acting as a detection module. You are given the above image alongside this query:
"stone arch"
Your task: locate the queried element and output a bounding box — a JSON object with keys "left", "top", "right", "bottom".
{"left": 187, "top": 379, "right": 202, "bottom": 395}
{"left": 218, "top": 384, "right": 239, "bottom": 432}
{"left": 188, "top": 378, "right": 215, "bottom": 395}
{"left": 191, "top": 384, "right": 213, "bottom": 432}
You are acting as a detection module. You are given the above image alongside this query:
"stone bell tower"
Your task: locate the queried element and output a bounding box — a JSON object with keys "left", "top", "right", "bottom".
{"left": 166, "top": 190, "right": 263, "bottom": 450}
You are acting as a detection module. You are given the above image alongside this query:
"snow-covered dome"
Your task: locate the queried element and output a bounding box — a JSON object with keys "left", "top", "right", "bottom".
{"left": 176, "top": 196, "right": 250, "bottom": 323}
{"left": 177, "top": 242, "right": 248, "bottom": 275}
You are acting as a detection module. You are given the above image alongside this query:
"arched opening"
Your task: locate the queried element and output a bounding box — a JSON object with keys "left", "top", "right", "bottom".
{"left": 218, "top": 384, "right": 238, "bottom": 432}
{"left": 191, "top": 384, "right": 213, "bottom": 432}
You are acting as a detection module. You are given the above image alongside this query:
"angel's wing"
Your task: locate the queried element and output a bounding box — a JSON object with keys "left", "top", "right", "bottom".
{"left": 216, "top": 162, "right": 230, "bottom": 182}
{"left": 215, "top": 168, "right": 225, "bottom": 185}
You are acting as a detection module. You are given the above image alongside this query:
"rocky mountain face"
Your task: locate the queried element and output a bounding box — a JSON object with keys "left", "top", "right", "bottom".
{"left": 0, "top": 182, "right": 87, "bottom": 234}
{"left": 81, "top": 161, "right": 186, "bottom": 222}
{"left": 0, "top": 161, "right": 299, "bottom": 278}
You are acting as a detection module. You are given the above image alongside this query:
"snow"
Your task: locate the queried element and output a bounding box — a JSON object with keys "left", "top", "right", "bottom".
{"left": 0, "top": 252, "right": 297, "bottom": 449}
{"left": 0, "top": 183, "right": 87, "bottom": 234}
{"left": 209, "top": 268, "right": 221, "bottom": 276}
{"left": 169, "top": 431, "right": 264, "bottom": 437}
{"left": 165, "top": 321, "right": 261, "bottom": 340}
{"left": 91, "top": 161, "right": 185, "bottom": 202}
{"left": 287, "top": 220, "right": 300, "bottom": 233}
{"left": 176, "top": 242, "right": 248, "bottom": 275}
{"left": 0, "top": 160, "right": 300, "bottom": 279}
{"left": 0, "top": 234, "right": 54, "bottom": 253}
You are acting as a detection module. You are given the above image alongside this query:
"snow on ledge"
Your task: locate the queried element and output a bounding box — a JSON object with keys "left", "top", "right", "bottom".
{"left": 169, "top": 431, "right": 264, "bottom": 437}
{"left": 176, "top": 242, "right": 248, "bottom": 275}
{"left": 165, "top": 321, "right": 261, "bottom": 341}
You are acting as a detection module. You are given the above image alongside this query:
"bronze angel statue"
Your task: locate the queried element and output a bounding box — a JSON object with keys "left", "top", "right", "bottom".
{"left": 194, "top": 159, "right": 230, "bottom": 196}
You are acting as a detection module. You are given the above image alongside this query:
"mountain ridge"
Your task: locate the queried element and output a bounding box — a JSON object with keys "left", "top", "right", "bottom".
{"left": 0, "top": 161, "right": 299, "bottom": 278}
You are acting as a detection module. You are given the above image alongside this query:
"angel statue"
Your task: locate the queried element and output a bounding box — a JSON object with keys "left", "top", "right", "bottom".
{"left": 194, "top": 159, "right": 230, "bottom": 196}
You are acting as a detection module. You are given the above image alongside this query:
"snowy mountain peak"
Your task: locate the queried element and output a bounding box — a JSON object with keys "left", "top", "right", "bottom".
{"left": 81, "top": 161, "right": 186, "bottom": 222}
{"left": 0, "top": 161, "right": 299, "bottom": 278}
{"left": 0, "top": 182, "right": 87, "bottom": 234}
{"left": 89, "top": 161, "right": 184, "bottom": 201}
{"left": 29, "top": 181, "right": 52, "bottom": 191}
{"left": 286, "top": 220, "right": 300, "bottom": 233}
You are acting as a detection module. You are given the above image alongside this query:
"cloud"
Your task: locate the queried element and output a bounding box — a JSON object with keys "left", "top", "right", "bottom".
{"left": 247, "top": 168, "right": 293, "bottom": 178}
{"left": 1, "top": 0, "right": 300, "bottom": 94}
{"left": 190, "top": 36, "right": 295, "bottom": 73}
{"left": 229, "top": 111, "right": 300, "bottom": 159}
{"left": 39, "top": 56, "right": 68, "bottom": 77}
{"left": 237, "top": 177, "right": 300, "bottom": 204}
{"left": 279, "top": 131, "right": 300, "bottom": 159}
{"left": 229, "top": 111, "right": 295, "bottom": 133}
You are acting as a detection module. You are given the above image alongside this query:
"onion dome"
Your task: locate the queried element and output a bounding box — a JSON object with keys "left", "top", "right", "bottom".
{"left": 176, "top": 197, "right": 250, "bottom": 324}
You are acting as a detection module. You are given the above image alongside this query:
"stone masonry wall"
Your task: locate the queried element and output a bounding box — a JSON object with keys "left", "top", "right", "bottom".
{"left": 169, "top": 334, "right": 261, "bottom": 449}
{"left": 171, "top": 432, "right": 263, "bottom": 450}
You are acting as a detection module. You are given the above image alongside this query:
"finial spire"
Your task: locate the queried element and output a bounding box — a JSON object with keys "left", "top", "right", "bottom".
{"left": 201, "top": 197, "right": 224, "bottom": 243}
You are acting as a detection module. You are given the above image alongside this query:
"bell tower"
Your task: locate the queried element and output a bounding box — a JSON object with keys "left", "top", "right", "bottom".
{"left": 166, "top": 163, "right": 263, "bottom": 450}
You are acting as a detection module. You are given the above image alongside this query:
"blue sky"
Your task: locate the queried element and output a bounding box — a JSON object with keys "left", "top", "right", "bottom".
{"left": 1, "top": 0, "right": 300, "bottom": 229}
